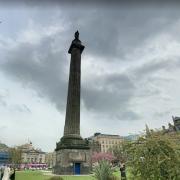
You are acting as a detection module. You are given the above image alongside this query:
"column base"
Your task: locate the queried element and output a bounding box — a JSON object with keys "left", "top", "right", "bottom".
{"left": 54, "top": 148, "right": 92, "bottom": 175}
{"left": 55, "top": 135, "right": 90, "bottom": 150}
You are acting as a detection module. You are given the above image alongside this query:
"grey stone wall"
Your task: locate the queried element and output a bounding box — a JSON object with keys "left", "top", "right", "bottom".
{"left": 54, "top": 149, "right": 92, "bottom": 175}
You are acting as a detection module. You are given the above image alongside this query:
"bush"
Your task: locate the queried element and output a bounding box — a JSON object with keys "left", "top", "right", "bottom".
{"left": 92, "top": 152, "right": 115, "bottom": 163}
{"left": 48, "top": 176, "right": 64, "bottom": 180}
{"left": 93, "top": 160, "right": 114, "bottom": 180}
{"left": 108, "top": 176, "right": 119, "bottom": 180}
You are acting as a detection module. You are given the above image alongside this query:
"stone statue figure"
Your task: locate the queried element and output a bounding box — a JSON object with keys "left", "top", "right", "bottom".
{"left": 73, "top": 30, "right": 81, "bottom": 44}
{"left": 75, "top": 31, "right": 79, "bottom": 40}
{"left": 68, "top": 31, "right": 83, "bottom": 54}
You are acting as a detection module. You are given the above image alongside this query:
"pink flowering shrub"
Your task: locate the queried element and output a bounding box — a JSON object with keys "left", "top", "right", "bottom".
{"left": 92, "top": 152, "right": 115, "bottom": 163}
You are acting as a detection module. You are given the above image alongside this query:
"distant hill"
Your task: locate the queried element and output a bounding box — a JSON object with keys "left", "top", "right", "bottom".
{"left": 0, "top": 142, "right": 9, "bottom": 152}
{"left": 123, "top": 134, "right": 140, "bottom": 141}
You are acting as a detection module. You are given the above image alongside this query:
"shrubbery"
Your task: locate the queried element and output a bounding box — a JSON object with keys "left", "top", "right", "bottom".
{"left": 110, "top": 128, "right": 180, "bottom": 180}
{"left": 127, "top": 132, "right": 180, "bottom": 180}
{"left": 92, "top": 160, "right": 118, "bottom": 180}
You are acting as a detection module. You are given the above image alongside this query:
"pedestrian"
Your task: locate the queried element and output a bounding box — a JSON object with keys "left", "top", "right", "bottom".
{"left": 0, "top": 167, "right": 4, "bottom": 180}
{"left": 120, "top": 163, "right": 126, "bottom": 180}
{"left": 2, "top": 166, "right": 10, "bottom": 180}
{"left": 10, "top": 168, "right": 15, "bottom": 180}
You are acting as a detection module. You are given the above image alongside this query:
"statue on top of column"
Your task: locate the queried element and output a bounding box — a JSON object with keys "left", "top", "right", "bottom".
{"left": 73, "top": 30, "right": 81, "bottom": 44}
{"left": 75, "top": 31, "right": 79, "bottom": 40}
{"left": 68, "top": 30, "right": 84, "bottom": 54}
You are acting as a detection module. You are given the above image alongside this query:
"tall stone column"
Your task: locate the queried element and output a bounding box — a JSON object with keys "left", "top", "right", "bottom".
{"left": 64, "top": 31, "right": 84, "bottom": 137}
{"left": 54, "top": 31, "right": 91, "bottom": 175}
{"left": 56, "top": 31, "right": 89, "bottom": 150}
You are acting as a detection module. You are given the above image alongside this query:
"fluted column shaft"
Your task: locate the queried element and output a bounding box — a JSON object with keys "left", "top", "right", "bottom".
{"left": 64, "top": 45, "right": 83, "bottom": 136}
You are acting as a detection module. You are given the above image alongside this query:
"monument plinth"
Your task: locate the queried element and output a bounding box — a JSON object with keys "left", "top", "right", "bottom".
{"left": 54, "top": 31, "right": 91, "bottom": 175}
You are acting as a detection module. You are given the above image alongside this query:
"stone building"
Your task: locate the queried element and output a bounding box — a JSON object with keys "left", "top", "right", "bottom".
{"left": 18, "top": 142, "right": 46, "bottom": 164}
{"left": 87, "top": 138, "right": 101, "bottom": 153}
{"left": 173, "top": 116, "right": 180, "bottom": 131}
{"left": 0, "top": 143, "right": 9, "bottom": 165}
{"left": 45, "top": 152, "right": 56, "bottom": 168}
{"left": 90, "top": 133, "right": 123, "bottom": 153}
{"left": 162, "top": 116, "right": 180, "bottom": 133}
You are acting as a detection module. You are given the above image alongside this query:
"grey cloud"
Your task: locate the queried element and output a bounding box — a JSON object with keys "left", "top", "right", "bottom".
{"left": 82, "top": 73, "right": 140, "bottom": 121}
{"left": 1, "top": 5, "right": 180, "bottom": 123}
{"left": 114, "top": 110, "right": 140, "bottom": 121}
{"left": 0, "top": 96, "right": 7, "bottom": 107}
{"left": 133, "top": 57, "right": 180, "bottom": 82}
{"left": 153, "top": 111, "right": 172, "bottom": 119}
{"left": 1, "top": 33, "right": 139, "bottom": 121}
{"left": 60, "top": 6, "right": 180, "bottom": 61}
{"left": 22, "top": 104, "right": 31, "bottom": 113}
{"left": 24, "top": 6, "right": 180, "bottom": 61}
{"left": 2, "top": 33, "right": 69, "bottom": 111}
{"left": 0, "top": 92, "right": 31, "bottom": 113}
{"left": 135, "top": 59, "right": 172, "bottom": 78}
{"left": 0, "top": 126, "right": 8, "bottom": 131}
{"left": 0, "top": 92, "right": 8, "bottom": 107}
{"left": 10, "top": 104, "right": 32, "bottom": 113}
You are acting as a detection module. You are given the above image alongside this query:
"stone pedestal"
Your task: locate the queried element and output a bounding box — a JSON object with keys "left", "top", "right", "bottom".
{"left": 54, "top": 149, "right": 91, "bottom": 175}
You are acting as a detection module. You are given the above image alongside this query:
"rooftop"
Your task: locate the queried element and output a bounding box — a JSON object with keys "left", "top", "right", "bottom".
{"left": 93, "top": 133, "right": 122, "bottom": 138}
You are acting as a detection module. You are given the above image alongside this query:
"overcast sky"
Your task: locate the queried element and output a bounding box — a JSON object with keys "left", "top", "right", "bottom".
{"left": 0, "top": 2, "right": 180, "bottom": 152}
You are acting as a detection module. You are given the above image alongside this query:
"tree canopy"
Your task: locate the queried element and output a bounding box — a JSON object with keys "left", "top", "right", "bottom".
{"left": 110, "top": 128, "right": 180, "bottom": 180}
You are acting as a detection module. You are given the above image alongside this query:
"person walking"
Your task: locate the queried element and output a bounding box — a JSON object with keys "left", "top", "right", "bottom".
{"left": 0, "top": 167, "right": 4, "bottom": 180}
{"left": 2, "top": 166, "right": 10, "bottom": 180}
{"left": 120, "top": 163, "right": 126, "bottom": 180}
{"left": 9, "top": 168, "right": 15, "bottom": 180}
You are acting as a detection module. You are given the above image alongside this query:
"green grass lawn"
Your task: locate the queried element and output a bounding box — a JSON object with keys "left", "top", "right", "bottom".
{"left": 15, "top": 168, "right": 127, "bottom": 180}
{"left": 16, "top": 171, "right": 94, "bottom": 180}
{"left": 16, "top": 169, "right": 133, "bottom": 180}
{"left": 16, "top": 171, "right": 50, "bottom": 180}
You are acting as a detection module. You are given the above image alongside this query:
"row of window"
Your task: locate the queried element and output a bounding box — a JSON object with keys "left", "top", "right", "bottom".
{"left": 101, "top": 145, "right": 111, "bottom": 148}
{"left": 100, "top": 140, "right": 121, "bottom": 144}
{"left": 22, "top": 157, "right": 43, "bottom": 163}
{"left": 101, "top": 144, "right": 115, "bottom": 153}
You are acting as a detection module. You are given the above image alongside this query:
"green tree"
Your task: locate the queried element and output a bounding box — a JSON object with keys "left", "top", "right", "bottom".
{"left": 110, "top": 140, "right": 131, "bottom": 164}
{"left": 9, "top": 147, "right": 22, "bottom": 165}
{"left": 127, "top": 131, "right": 180, "bottom": 180}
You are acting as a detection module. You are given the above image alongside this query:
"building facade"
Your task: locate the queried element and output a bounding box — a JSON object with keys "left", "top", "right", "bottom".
{"left": 87, "top": 138, "right": 101, "bottom": 153}
{"left": 162, "top": 116, "right": 180, "bottom": 133}
{"left": 89, "top": 133, "right": 123, "bottom": 153}
{"left": 45, "top": 152, "right": 56, "bottom": 168}
{"left": 0, "top": 143, "right": 9, "bottom": 165}
{"left": 173, "top": 116, "right": 180, "bottom": 131}
{"left": 18, "top": 142, "right": 46, "bottom": 164}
